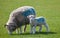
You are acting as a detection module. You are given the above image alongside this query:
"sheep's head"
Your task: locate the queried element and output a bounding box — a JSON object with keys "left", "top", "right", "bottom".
{"left": 4, "top": 23, "right": 16, "bottom": 34}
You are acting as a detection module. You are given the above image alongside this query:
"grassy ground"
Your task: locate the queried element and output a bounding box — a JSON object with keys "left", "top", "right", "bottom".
{"left": 0, "top": 0, "right": 60, "bottom": 38}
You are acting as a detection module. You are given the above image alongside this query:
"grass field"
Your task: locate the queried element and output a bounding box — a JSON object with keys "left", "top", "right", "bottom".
{"left": 0, "top": 0, "right": 60, "bottom": 38}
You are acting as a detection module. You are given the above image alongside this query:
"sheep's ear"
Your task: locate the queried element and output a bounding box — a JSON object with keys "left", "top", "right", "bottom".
{"left": 4, "top": 24, "right": 8, "bottom": 27}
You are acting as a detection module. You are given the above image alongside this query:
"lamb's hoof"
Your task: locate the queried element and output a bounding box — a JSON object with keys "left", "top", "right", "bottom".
{"left": 30, "top": 32, "right": 32, "bottom": 34}
{"left": 47, "top": 30, "right": 50, "bottom": 33}
{"left": 30, "top": 32, "right": 35, "bottom": 34}
{"left": 39, "top": 31, "right": 42, "bottom": 32}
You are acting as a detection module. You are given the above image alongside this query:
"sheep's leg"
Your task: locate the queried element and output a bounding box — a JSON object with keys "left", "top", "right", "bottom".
{"left": 8, "top": 31, "right": 12, "bottom": 35}
{"left": 19, "top": 26, "right": 22, "bottom": 34}
{"left": 24, "top": 25, "right": 27, "bottom": 32}
{"left": 44, "top": 23, "right": 50, "bottom": 32}
{"left": 39, "top": 25, "right": 42, "bottom": 32}
{"left": 16, "top": 29, "right": 19, "bottom": 34}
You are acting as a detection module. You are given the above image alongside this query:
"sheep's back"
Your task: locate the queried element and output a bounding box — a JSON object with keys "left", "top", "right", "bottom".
{"left": 7, "top": 6, "right": 36, "bottom": 26}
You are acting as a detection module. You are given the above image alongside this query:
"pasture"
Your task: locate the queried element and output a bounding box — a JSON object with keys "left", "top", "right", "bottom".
{"left": 0, "top": 0, "right": 60, "bottom": 38}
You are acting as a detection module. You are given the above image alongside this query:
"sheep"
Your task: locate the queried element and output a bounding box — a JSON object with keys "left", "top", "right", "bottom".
{"left": 4, "top": 6, "right": 36, "bottom": 34}
{"left": 27, "top": 15, "right": 50, "bottom": 34}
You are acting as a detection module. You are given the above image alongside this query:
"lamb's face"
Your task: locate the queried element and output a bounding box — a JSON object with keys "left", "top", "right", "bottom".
{"left": 27, "top": 15, "right": 35, "bottom": 23}
{"left": 27, "top": 15, "right": 35, "bottom": 19}
{"left": 5, "top": 24, "right": 16, "bottom": 34}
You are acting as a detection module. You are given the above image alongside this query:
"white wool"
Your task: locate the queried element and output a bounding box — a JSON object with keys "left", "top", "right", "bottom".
{"left": 6, "top": 6, "right": 35, "bottom": 25}
{"left": 6, "top": 6, "right": 36, "bottom": 34}
{"left": 28, "top": 15, "right": 49, "bottom": 34}
{"left": 6, "top": 16, "right": 15, "bottom": 25}
{"left": 10, "top": 6, "right": 34, "bottom": 15}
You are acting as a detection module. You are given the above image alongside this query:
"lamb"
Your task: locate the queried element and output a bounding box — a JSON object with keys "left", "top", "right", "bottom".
{"left": 27, "top": 15, "right": 50, "bottom": 34}
{"left": 4, "top": 6, "right": 36, "bottom": 34}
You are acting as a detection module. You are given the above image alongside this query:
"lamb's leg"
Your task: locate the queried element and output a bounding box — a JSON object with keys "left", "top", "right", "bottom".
{"left": 44, "top": 23, "right": 50, "bottom": 32}
{"left": 32, "top": 25, "right": 36, "bottom": 34}
{"left": 30, "top": 25, "right": 33, "bottom": 34}
{"left": 39, "top": 25, "right": 42, "bottom": 32}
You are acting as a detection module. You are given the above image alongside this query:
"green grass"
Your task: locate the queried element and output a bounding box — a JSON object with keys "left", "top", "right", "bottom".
{"left": 0, "top": 0, "right": 60, "bottom": 38}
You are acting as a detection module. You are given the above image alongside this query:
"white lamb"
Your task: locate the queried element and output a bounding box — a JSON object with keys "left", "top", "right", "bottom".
{"left": 27, "top": 15, "right": 50, "bottom": 34}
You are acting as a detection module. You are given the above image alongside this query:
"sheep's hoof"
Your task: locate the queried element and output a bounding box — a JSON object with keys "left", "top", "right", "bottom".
{"left": 8, "top": 32, "right": 12, "bottom": 35}
{"left": 19, "top": 32, "right": 23, "bottom": 34}
{"left": 46, "top": 31, "right": 50, "bottom": 33}
{"left": 8, "top": 33, "right": 12, "bottom": 35}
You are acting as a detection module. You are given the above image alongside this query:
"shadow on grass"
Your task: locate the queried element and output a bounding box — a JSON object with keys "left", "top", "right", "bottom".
{"left": 35, "top": 32, "right": 57, "bottom": 35}
{"left": 11, "top": 32, "right": 57, "bottom": 35}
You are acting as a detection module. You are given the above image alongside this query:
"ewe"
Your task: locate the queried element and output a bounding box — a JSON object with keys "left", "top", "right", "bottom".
{"left": 5, "top": 6, "right": 36, "bottom": 34}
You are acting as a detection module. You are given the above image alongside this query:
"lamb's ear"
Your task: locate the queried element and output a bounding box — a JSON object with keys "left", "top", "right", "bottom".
{"left": 27, "top": 16, "right": 29, "bottom": 18}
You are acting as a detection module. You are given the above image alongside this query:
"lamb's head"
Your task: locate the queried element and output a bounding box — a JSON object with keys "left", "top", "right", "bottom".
{"left": 27, "top": 15, "right": 35, "bottom": 23}
{"left": 4, "top": 23, "right": 16, "bottom": 34}
{"left": 27, "top": 15, "right": 35, "bottom": 19}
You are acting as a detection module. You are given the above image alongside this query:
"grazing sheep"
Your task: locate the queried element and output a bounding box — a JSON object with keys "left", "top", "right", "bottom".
{"left": 27, "top": 15, "right": 50, "bottom": 34}
{"left": 5, "top": 6, "right": 36, "bottom": 34}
